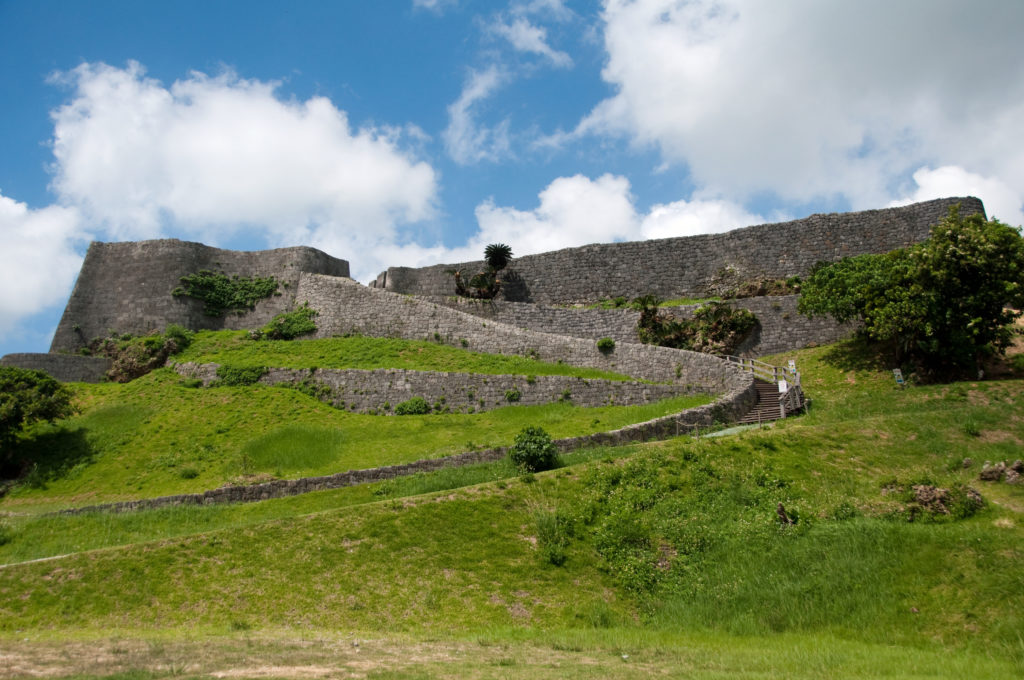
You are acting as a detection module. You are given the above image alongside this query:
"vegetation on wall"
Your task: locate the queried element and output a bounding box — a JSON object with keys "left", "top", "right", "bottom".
{"left": 81, "top": 325, "right": 194, "bottom": 383}
{"left": 447, "top": 243, "right": 515, "bottom": 300}
{"left": 251, "top": 303, "right": 318, "bottom": 340}
{"left": 636, "top": 296, "right": 757, "bottom": 355}
{"left": 172, "top": 270, "right": 280, "bottom": 316}
{"left": 798, "top": 205, "right": 1024, "bottom": 378}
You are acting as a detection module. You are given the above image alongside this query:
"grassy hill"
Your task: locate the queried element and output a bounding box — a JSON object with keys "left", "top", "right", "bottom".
{"left": 1, "top": 337, "right": 1022, "bottom": 678}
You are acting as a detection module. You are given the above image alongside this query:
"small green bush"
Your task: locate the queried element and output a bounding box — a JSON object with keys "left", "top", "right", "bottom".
{"left": 254, "top": 303, "right": 318, "bottom": 340}
{"left": 505, "top": 388, "right": 521, "bottom": 402}
{"left": 596, "top": 337, "right": 616, "bottom": 353}
{"left": 394, "top": 396, "right": 431, "bottom": 415}
{"left": 508, "top": 426, "right": 558, "bottom": 472}
{"left": 213, "top": 365, "right": 267, "bottom": 387}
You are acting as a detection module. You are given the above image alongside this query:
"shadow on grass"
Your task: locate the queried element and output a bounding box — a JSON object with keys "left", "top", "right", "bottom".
{"left": 6, "top": 426, "right": 95, "bottom": 489}
{"left": 818, "top": 338, "right": 896, "bottom": 373}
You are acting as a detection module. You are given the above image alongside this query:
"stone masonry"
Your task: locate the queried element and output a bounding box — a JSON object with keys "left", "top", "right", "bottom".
{"left": 376, "top": 197, "right": 984, "bottom": 304}
{"left": 50, "top": 239, "right": 350, "bottom": 353}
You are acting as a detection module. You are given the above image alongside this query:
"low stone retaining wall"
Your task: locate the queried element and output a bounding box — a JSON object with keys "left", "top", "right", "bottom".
{"left": 56, "top": 373, "right": 756, "bottom": 516}
{"left": 173, "top": 363, "right": 696, "bottom": 414}
{"left": 0, "top": 353, "right": 112, "bottom": 383}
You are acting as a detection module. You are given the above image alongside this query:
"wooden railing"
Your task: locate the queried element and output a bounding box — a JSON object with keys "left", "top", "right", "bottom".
{"left": 723, "top": 355, "right": 805, "bottom": 419}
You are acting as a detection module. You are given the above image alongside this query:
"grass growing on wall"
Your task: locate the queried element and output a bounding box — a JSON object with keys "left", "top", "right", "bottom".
{"left": 174, "top": 330, "right": 637, "bottom": 380}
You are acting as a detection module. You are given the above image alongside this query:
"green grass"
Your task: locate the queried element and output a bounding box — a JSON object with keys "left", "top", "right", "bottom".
{"left": 1, "top": 338, "right": 1022, "bottom": 677}
{"left": 1, "top": 369, "right": 712, "bottom": 511}
{"left": 173, "top": 330, "right": 636, "bottom": 380}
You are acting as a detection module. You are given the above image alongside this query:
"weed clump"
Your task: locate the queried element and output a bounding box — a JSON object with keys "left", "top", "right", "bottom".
{"left": 394, "top": 396, "right": 431, "bottom": 415}
{"left": 252, "top": 303, "right": 318, "bottom": 340}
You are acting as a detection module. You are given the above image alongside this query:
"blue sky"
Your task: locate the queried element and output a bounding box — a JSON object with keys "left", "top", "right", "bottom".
{"left": 2, "top": 0, "right": 1023, "bottom": 356}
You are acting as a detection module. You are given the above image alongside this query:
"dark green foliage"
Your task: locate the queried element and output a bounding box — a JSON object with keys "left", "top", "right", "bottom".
{"left": 213, "top": 365, "right": 267, "bottom": 387}
{"left": 505, "top": 388, "right": 521, "bottom": 402}
{"left": 280, "top": 376, "right": 334, "bottom": 403}
{"left": 0, "top": 367, "right": 76, "bottom": 468}
{"left": 87, "top": 326, "right": 194, "bottom": 383}
{"left": 596, "top": 337, "right": 616, "bottom": 353}
{"left": 172, "top": 270, "right": 279, "bottom": 316}
{"left": 448, "top": 243, "right": 515, "bottom": 299}
{"left": 799, "top": 205, "right": 1024, "bottom": 378}
{"left": 253, "top": 303, "right": 318, "bottom": 340}
{"left": 394, "top": 396, "right": 431, "bottom": 415}
{"left": 508, "top": 426, "right": 558, "bottom": 472}
{"left": 635, "top": 297, "right": 757, "bottom": 355}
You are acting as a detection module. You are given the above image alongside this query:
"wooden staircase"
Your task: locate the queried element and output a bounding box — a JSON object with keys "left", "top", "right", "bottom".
{"left": 724, "top": 356, "right": 806, "bottom": 424}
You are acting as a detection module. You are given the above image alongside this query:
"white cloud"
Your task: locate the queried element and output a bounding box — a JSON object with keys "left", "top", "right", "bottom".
{"left": 48, "top": 62, "right": 439, "bottom": 267}
{"left": 891, "top": 166, "right": 1024, "bottom": 228}
{"left": 442, "top": 66, "right": 512, "bottom": 165}
{"left": 490, "top": 17, "right": 573, "bottom": 68}
{"left": 412, "top": 0, "right": 457, "bottom": 12}
{"left": 0, "top": 191, "right": 85, "bottom": 338}
{"left": 574, "top": 0, "right": 1024, "bottom": 211}
{"left": 640, "top": 198, "right": 763, "bottom": 240}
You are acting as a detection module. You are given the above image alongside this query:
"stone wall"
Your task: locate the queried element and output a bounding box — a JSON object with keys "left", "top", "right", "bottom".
{"left": 174, "top": 363, "right": 698, "bottom": 414}
{"left": 50, "top": 239, "right": 350, "bottom": 353}
{"left": 296, "top": 273, "right": 753, "bottom": 394}
{"left": 0, "top": 353, "right": 112, "bottom": 383}
{"left": 432, "top": 295, "right": 854, "bottom": 357}
{"left": 376, "top": 197, "right": 984, "bottom": 304}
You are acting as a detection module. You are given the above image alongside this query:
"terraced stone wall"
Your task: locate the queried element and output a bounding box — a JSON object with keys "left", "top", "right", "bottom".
{"left": 376, "top": 197, "right": 984, "bottom": 304}
{"left": 175, "top": 363, "right": 696, "bottom": 414}
{"left": 50, "top": 239, "right": 350, "bottom": 353}
{"left": 0, "top": 353, "right": 112, "bottom": 383}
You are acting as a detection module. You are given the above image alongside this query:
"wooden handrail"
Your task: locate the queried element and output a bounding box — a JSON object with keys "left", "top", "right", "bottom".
{"left": 723, "top": 355, "right": 805, "bottom": 418}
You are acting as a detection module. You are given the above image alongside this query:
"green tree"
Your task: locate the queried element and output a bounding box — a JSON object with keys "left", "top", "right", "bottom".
{"left": 0, "top": 367, "right": 76, "bottom": 467}
{"left": 799, "top": 206, "right": 1024, "bottom": 377}
{"left": 448, "top": 243, "right": 514, "bottom": 299}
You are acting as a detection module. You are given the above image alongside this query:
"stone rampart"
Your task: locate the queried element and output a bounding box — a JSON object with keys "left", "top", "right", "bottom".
{"left": 432, "top": 295, "right": 856, "bottom": 357}
{"left": 376, "top": 197, "right": 984, "bottom": 303}
{"left": 50, "top": 239, "right": 350, "bottom": 353}
{"left": 174, "top": 363, "right": 697, "bottom": 414}
{"left": 0, "top": 353, "right": 112, "bottom": 383}
{"left": 296, "top": 273, "right": 752, "bottom": 395}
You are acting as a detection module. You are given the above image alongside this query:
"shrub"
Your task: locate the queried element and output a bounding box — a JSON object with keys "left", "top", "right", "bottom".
{"left": 0, "top": 367, "right": 76, "bottom": 467}
{"left": 254, "top": 303, "right": 318, "bottom": 340}
{"left": 508, "top": 426, "right": 558, "bottom": 472}
{"left": 173, "top": 270, "right": 279, "bottom": 317}
{"left": 394, "top": 396, "right": 431, "bottom": 415}
{"left": 213, "top": 365, "right": 267, "bottom": 387}
{"left": 505, "top": 388, "right": 521, "bottom": 402}
{"left": 596, "top": 337, "right": 616, "bottom": 353}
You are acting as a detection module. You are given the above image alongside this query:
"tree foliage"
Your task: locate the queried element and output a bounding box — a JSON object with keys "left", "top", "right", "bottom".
{"left": 172, "top": 270, "right": 279, "bottom": 316}
{"left": 508, "top": 425, "right": 558, "bottom": 472}
{"left": 635, "top": 297, "right": 757, "bottom": 355}
{"left": 448, "top": 244, "right": 514, "bottom": 300}
{"left": 0, "top": 367, "right": 76, "bottom": 466}
{"left": 798, "top": 206, "right": 1024, "bottom": 377}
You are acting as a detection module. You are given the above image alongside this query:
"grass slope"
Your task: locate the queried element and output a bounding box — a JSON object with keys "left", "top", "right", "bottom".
{"left": 174, "top": 330, "right": 636, "bottom": 380}
{"left": 1, "top": 339, "right": 1022, "bottom": 678}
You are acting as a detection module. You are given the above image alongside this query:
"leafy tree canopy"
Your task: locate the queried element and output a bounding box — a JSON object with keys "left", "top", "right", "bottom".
{"left": 798, "top": 206, "right": 1024, "bottom": 377}
{"left": 0, "top": 367, "right": 76, "bottom": 466}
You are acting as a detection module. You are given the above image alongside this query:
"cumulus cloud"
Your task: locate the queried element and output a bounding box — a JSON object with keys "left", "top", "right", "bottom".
{"left": 48, "top": 61, "right": 439, "bottom": 279}
{"left": 573, "top": 0, "right": 1024, "bottom": 212}
{"left": 442, "top": 66, "right": 512, "bottom": 165}
{"left": 490, "top": 17, "right": 573, "bottom": 68}
{"left": 891, "top": 166, "right": 1024, "bottom": 228}
{"left": 410, "top": 174, "right": 762, "bottom": 267}
{"left": 0, "top": 191, "right": 85, "bottom": 338}
{"left": 640, "top": 198, "right": 764, "bottom": 240}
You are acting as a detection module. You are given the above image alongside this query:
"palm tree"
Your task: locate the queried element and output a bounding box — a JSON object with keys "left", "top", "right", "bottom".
{"left": 483, "top": 243, "right": 513, "bottom": 272}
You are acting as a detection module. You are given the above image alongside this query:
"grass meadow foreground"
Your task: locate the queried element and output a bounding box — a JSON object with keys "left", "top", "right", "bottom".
{"left": 0, "top": 338, "right": 1022, "bottom": 678}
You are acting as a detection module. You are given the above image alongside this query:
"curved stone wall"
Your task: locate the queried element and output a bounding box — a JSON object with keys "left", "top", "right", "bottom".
{"left": 174, "top": 363, "right": 700, "bottom": 414}
{"left": 376, "top": 197, "right": 984, "bottom": 304}
{"left": 50, "top": 239, "right": 350, "bottom": 353}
